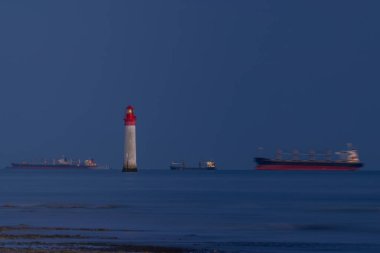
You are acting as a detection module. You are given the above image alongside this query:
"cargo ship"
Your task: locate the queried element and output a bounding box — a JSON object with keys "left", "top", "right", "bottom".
{"left": 10, "top": 157, "right": 110, "bottom": 170}
{"left": 170, "top": 161, "right": 216, "bottom": 170}
{"left": 255, "top": 145, "right": 363, "bottom": 171}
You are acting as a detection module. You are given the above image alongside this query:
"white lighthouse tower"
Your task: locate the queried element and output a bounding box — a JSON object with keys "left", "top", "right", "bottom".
{"left": 123, "top": 105, "right": 137, "bottom": 172}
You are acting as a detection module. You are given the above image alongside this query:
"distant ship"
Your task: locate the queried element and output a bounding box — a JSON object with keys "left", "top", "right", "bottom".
{"left": 170, "top": 161, "right": 216, "bottom": 170}
{"left": 255, "top": 145, "right": 363, "bottom": 171}
{"left": 10, "top": 157, "right": 110, "bottom": 170}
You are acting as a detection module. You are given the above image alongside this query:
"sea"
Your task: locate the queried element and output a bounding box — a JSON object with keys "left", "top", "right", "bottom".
{"left": 0, "top": 169, "right": 379, "bottom": 252}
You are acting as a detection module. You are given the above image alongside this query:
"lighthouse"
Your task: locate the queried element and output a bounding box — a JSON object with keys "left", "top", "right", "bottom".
{"left": 123, "top": 105, "right": 137, "bottom": 172}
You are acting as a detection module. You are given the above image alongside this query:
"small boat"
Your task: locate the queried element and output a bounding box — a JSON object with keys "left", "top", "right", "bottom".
{"left": 170, "top": 160, "right": 216, "bottom": 170}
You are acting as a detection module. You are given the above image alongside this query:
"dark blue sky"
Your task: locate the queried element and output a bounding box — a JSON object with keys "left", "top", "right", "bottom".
{"left": 0, "top": 0, "right": 379, "bottom": 169}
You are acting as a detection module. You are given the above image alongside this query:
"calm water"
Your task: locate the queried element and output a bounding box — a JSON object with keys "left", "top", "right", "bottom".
{"left": 0, "top": 169, "right": 379, "bottom": 252}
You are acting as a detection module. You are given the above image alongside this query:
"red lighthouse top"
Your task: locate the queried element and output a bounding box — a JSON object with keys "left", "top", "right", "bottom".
{"left": 124, "top": 105, "right": 136, "bottom": 126}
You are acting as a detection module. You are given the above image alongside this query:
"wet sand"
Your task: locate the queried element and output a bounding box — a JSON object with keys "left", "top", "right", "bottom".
{"left": 0, "top": 246, "right": 186, "bottom": 253}
{"left": 0, "top": 225, "right": 189, "bottom": 253}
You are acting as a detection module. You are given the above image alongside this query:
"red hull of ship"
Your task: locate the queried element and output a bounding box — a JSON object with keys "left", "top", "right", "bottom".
{"left": 256, "top": 165, "right": 358, "bottom": 171}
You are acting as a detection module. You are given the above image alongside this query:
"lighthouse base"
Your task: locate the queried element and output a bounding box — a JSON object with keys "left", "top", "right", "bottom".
{"left": 122, "top": 167, "right": 138, "bottom": 172}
